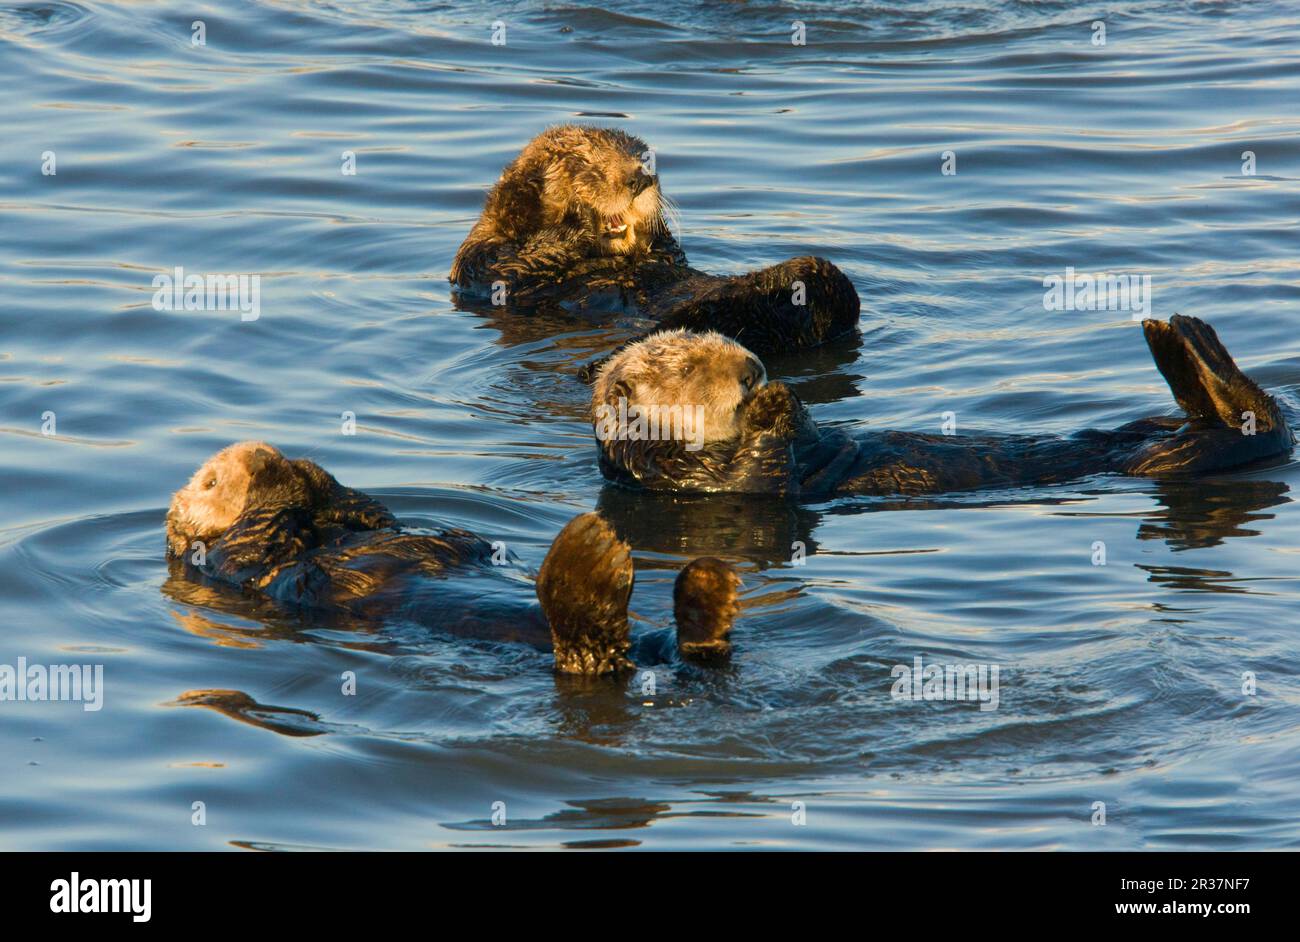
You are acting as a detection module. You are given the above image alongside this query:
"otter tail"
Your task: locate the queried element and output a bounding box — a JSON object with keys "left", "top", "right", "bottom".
{"left": 536, "top": 513, "right": 634, "bottom": 675}
{"left": 673, "top": 557, "right": 742, "bottom": 661}
{"left": 1129, "top": 315, "right": 1292, "bottom": 474}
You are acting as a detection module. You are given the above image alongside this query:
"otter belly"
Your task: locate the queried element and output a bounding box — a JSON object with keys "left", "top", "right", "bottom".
{"left": 190, "top": 524, "right": 550, "bottom": 644}
{"left": 822, "top": 430, "right": 1128, "bottom": 497}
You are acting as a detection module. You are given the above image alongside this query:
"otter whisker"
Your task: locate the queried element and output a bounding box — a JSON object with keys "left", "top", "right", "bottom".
{"left": 658, "top": 191, "right": 682, "bottom": 241}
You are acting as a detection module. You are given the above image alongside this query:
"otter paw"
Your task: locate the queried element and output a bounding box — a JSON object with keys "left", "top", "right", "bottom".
{"left": 741, "top": 382, "right": 800, "bottom": 440}
{"left": 536, "top": 513, "right": 635, "bottom": 675}
{"left": 674, "top": 557, "right": 742, "bottom": 660}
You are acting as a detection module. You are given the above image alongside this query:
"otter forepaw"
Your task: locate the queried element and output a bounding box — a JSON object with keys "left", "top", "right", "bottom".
{"left": 741, "top": 382, "right": 800, "bottom": 441}
{"left": 674, "top": 557, "right": 742, "bottom": 661}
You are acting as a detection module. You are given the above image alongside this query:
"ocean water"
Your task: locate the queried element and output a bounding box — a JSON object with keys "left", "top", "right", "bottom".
{"left": 1, "top": 0, "right": 1299, "bottom": 850}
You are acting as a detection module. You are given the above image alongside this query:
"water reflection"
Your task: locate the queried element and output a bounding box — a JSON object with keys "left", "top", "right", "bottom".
{"left": 444, "top": 792, "right": 769, "bottom": 847}
{"left": 170, "top": 689, "right": 334, "bottom": 738}
{"left": 596, "top": 485, "right": 822, "bottom": 568}
{"left": 763, "top": 331, "right": 868, "bottom": 406}
{"left": 1137, "top": 478, "right": 1290, "bottom": 551}
{"left": 161, "top": 559, "right": 394, "bottom": 653}
{"left": 1136, "top": 565, "right": 1250, "bottom": 594}
{"left": 454, "top": 295, "right": 645, "bottom": 357}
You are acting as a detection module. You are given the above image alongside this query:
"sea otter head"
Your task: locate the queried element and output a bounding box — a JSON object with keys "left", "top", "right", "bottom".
{"left": 506, "top": 125, "right": 667, "bottom": 255}
{"left": 165, "top": 441, "right": 316, "bottom": 557}
{"left": 591, "top": 329, "right": 767, "bottom": 445}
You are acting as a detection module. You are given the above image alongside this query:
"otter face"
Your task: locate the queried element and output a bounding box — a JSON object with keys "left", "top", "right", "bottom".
{"left": 166, "top": 441, "right": 286, "bottom": 557}
{"left": 593, "top": 329, "right": 767, "bottom": 445}
{"left": 528, "top": 125, "right": 666, "bottom": 255}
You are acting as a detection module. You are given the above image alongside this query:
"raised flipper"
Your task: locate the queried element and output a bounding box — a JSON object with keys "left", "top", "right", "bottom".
{"left": 1143, "top": 315, "right": 1285, "bottom": 429}
{"left": 673, "top": 557, "right": 742, "bottom": 661}
{"left": 536, "top": 513, "right": 635, "bottom": 675}
{"left": 576, "top": 257, "right": 859, "bottom": 380}
{"left": 1127, "top": 315, "right": 1292, "bottom": 475}
{"left": 648, "top": 256, "right": 860, "bottom": 355}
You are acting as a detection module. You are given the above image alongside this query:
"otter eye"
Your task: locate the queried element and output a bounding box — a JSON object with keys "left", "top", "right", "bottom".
{"left": 741, "top": 372, "right": 756, "bottom": 392}
{"left": 203, "top": 477, "right": 217, "bottom": 490}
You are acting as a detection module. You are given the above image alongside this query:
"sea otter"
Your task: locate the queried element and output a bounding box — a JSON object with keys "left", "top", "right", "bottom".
{"left": 166, "top": 442, "right": 742, "bottom": 673}
{"left": 449, "top": 125, "right": 860, "bottom": 356}
{"left": 590, "top": 316, "right": 1294, "bottom": 496}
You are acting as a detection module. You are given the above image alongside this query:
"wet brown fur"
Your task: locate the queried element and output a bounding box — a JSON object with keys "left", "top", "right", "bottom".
{"left": 674, "top": 558, "right": 744, "bottom": 660}
{"left": 168, "top": 443, "right": 742, "bottom": 674}
{"left": 451, "top": 126, "right": 668, "bottom": 286}
{"left": 592, "top": 317, "right": 1294, "bottom": 497}
{"left": 450, "top": 125, "right": 859, "bottom": 356}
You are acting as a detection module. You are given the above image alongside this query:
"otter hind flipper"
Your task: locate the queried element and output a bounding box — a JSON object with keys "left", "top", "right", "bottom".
{"left": 1130, "top": 316, "right": 1292, "bottom": 475}
{"left": 1143, "top": 315, "right": 1285, "bottom": 431}
{"left": 536, "top": 513, "right": 634, "bottom": 675}
{"left": 674, "top": 557, "right": 742, "bottom": 662}
{"left": 651, "top": 256, "right": 860, "bottom": 355}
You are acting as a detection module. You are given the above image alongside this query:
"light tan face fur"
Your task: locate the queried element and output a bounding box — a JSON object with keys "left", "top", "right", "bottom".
{"left": 166, "top": 441, "right": 282, "bottom": 556}
{"left": 532, "top": 126, "right": 666, "bottom": 255}
{"left": 592, "top": 329, "right": 767, "bottom": 444}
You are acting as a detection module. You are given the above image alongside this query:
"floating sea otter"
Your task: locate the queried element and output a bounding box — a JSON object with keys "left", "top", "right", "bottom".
{"left": 590, "top": 316, "right": 1294, "bottom": 496}
{"left": 166, "top": 442, "right": 742, "bottom": 673}
{"left": 449, "top": 125, "right": 860, "bottom": 355}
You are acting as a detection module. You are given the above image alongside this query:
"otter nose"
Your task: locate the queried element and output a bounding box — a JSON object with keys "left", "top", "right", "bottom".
{"left": 629, "top": 170, "right": 655, "bottom": 197}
